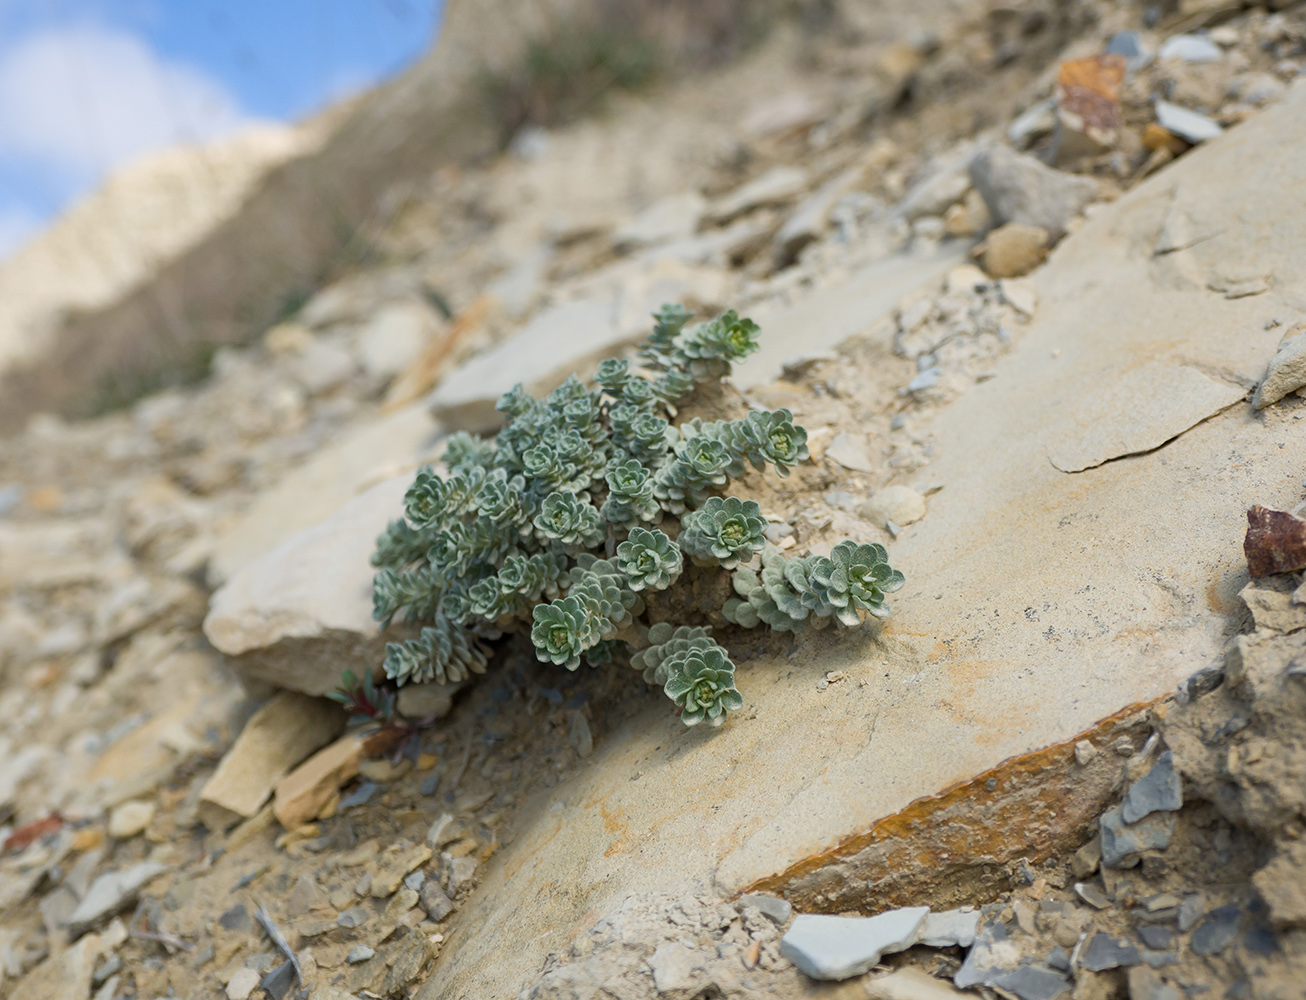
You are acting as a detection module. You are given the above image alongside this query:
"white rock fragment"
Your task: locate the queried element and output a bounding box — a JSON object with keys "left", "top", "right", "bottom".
{"left": 968, "top": 146, "right": 1098, "bottom": 239}
{"left": 738, "top": 893, "right": 793, "bottom": 925}
{"left": 67, "top": 862, "right": 169, "bottom": 933}
{"left": 780, "top": 907, "right": 928, "bottom": 980}
{"left": 775, "top": 167, "right": 863, "bottom": 263}
{"left": 710, "top": 166, "right": 808, "bottom": 222}
{"left": 1158, "top": 34, "right": 1222, "bottom": 63}
{"left": 862, "top": 486, "right": 926, "bottom": 528}
{"left": 355, "top": 300, "right": 440, "bottom": 380}
{"left": 107, "top": 801, "right": 154, "bottom": 839}
{"left": 1253, "top": 325, "right": 1306, "bottom": 409}
{"left": 204, "top": 477, "right": 412, "bottom": 697}
{"left": 825, "top": 432, "right": 875, "bottom": 473}
{"left": 999, "top": 279, "right": 1037, "bottom": 317}
{"left": 919, "top": 908, "right": 981, "bottom": 948}
{"left": 946, "top": 264, "right": 989, "bottom": 295}
{"left": 288, "top": 339, "right": 356, "bottom": 396}
{"left": 226, "top": 967, "right": 261, "bottom": 1000}
{"left": 1154, "top": 101, "right": 1223, "bottom": 144}
{"left": 426, "top": 296, "right": 623, "bottom": 431}
{"left": 900, "top": 143, "right": 976, "bottom": 221}
{"left": 614, "top": 193, "right": 706, "bottom": 250}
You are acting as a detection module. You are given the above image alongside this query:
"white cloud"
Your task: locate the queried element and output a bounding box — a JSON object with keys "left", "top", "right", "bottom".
{"left": 0, "top": 24, "right": 255, "bottom": 178}
{"left": 0, "top": 204, "right": 41, "bottom": 260}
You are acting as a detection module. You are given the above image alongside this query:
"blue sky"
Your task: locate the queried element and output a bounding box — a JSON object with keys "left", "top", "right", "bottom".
{"left": 0, "top": 0, "right": 445, "bottom": 258}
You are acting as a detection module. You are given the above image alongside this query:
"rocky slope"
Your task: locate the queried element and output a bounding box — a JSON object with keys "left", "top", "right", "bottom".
{"left": 2, "top": 2, "right": 1306, "bottom": 1000}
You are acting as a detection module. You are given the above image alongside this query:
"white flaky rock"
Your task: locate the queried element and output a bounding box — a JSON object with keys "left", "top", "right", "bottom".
{"left": 780, "top": 908, "right": 928, "bottom": 980}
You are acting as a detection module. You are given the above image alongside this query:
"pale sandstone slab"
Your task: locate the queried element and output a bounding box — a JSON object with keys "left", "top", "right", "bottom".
{"left": 420, "top": 82, "right": 1306, "bottom": 1000}
{"left": 198, "top": 692, "right": 344, "bottom": 831}
{"left": 204, "top": 475, "right": 410, "bottom": 696}
{"left": 208, "top": 403, "right": 440, "bottom": 585}
{"left": 273, "top": 732, "right": 369, "bottom": 831}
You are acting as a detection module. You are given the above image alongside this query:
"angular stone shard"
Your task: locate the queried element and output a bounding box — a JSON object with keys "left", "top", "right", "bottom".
{"left": 67, "top": 863, "right": 168, "bottom": 934}
{"left": 273, "top": 732, "right": 369, "bottom": 831}
{"left": 197, "top": 692, "right": 345, "bottom": 831}
{"left": 955, "top": 920, "right": 1071, "bottom": 999}
{"left": 1252, "top": 324, "right": 1306, "bottom": 409}
{"left": 1244, "top": 506, "right": 1306, "bottom": 578}
{"left": 968, "top": 145, "right": 1098, "bottom": 239}
{"left": 1121, "top": 751, "right": 1183, "bottom": 824}
{"left": 1100, "top": 805, "right": 1176, "bottom": 869}
{"left": 780, "top": 907, "right": 927, "bottom": 980}
{"left": 919, "top": 908, "right": 981, "bottom": 948}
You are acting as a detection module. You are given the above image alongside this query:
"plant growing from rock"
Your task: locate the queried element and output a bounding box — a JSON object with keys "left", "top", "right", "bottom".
{"left": 368, "top": 305, "right": 905, "bottom": 726}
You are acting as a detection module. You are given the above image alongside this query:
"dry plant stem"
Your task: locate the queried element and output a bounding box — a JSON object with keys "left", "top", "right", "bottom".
{"left": 255, "top": 904, "right": 303, "bottom": 984}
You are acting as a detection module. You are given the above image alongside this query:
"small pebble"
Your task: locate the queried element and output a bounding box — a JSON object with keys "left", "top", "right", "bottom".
{"left": 346, "top": 945, "right": 375, "bottom": 964}
{"left": 225, "top": 967, "right": 260, "bottom": 1000}
{"left": 1191, "top": 904, "right": 1241, "bottom": 956}
{"left": 404, "top": 870, "right": 426, "bottom": 892}
{"left": 421, "top": 881, "right": 454, "bottom": 921}
{"left": 337, "top": 906, "right": 369, "bottom": 929}
{"left": 107, "top": 801, "right": 155, "bottom": 839}
{"left": 737, "top": 893, "right": 792, "bottom": 926}
{"left": 1075, "top": 882, "right": 1111, "bottom": 909}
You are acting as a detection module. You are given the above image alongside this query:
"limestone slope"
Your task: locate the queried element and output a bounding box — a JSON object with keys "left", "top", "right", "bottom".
{"left": 420, "top": 79, "right": 1306, "bottom": 1000}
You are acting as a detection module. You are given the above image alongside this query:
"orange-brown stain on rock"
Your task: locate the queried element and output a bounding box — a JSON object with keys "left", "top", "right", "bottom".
{"left": 1206, "top": 570, "right": 1247, "bottom": 616}
{"left": 740, "top": 700, "right": 1160, "bottom": 913}
{"left": 601, "top": 801, "right": 635, "bottom": 857}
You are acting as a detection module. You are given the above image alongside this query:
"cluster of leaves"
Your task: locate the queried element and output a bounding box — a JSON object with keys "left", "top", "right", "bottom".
{"left": 369, "top": 306, "right": 905, "bottom": 726}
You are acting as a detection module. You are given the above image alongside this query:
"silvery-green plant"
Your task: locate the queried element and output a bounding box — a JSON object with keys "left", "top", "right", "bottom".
{"left": 366, "top": 305, "right": 905, "bottom": 726}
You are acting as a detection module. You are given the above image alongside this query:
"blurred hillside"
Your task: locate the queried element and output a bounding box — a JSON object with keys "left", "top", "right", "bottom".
{"left": 0, "top": 0, "right": 873, "bottom": 429}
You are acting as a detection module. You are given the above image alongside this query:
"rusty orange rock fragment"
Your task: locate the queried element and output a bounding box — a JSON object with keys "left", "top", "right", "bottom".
{"left": 1245, "top": 505, "right": 1306, "bottom": 577}
{"left": 1143, "top": 123, "right": 1188, "bottom": 155}
{"left": 1057, "top": 54, "right": 1127, "bottom": 146}
{"left": 742, "top": 702, "right": 1156, "bottom": 914}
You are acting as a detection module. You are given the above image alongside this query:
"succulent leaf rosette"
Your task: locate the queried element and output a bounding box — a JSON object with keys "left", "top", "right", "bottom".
{"left": 663, "top": 645, "right": 744, "bottom": 727}
{"left": 678, "top": 496, "right": 767, "bottom": 569}
{"left": 616, "top": 527, "right": 683, "bottom": 591}
{"left": 366, "top": 304, "right": 905, "bottom": 727}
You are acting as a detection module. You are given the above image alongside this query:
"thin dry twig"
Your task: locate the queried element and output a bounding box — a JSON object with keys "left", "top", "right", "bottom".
{"left": 255, "top": 904, "right": 303, "bottom": 984}
{"left": 130, "top": 928, "right": 194, "bottom": 954}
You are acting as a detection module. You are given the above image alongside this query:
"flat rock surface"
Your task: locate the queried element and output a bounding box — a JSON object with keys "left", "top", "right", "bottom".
{"left": 208, "top": 404, "right": 440, "bottom": 585}
{"left": 422, "top": 82, "right": 1306, "bottom": 1000}
{"left": 425, "top": 295, "right": 622, "bottom": 431}
{"left": 204, "top": 476, "right": 411, "bottom": 695}
{"left": 1046, "top": 362, "right": 1246, "bottom": 472}
{"left": 732, "top": 242, "right": 966, "bottom": 389}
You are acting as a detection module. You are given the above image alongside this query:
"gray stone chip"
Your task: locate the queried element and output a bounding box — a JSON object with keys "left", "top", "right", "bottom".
{"left": 955, "top": 920, "right": 1072, "bottom": 1000}
{"left": 66, "top": 861, "right": 169, "bottom": 933}
{"left": 1191, "top": 905, "right": 1241, "bottom": 956}
{"left": 737, "top": 893, "right": 792, "bottom": 926}
{"left": 1081, "top": 931, "right": 1143, "bottom": 972}
{"left": 1122, "top": 751, "right": 1183, "bottom": 823}
{"left": 1100, "top": 805, "right": 1176, "bottom": 868}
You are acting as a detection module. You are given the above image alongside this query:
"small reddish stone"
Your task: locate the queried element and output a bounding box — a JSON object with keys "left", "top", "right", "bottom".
{"left": 1244, "top": 505, "right": 1306, "bottom": 577}
{"left": 3, "top": 813, "right": 62, "bottom": 852}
